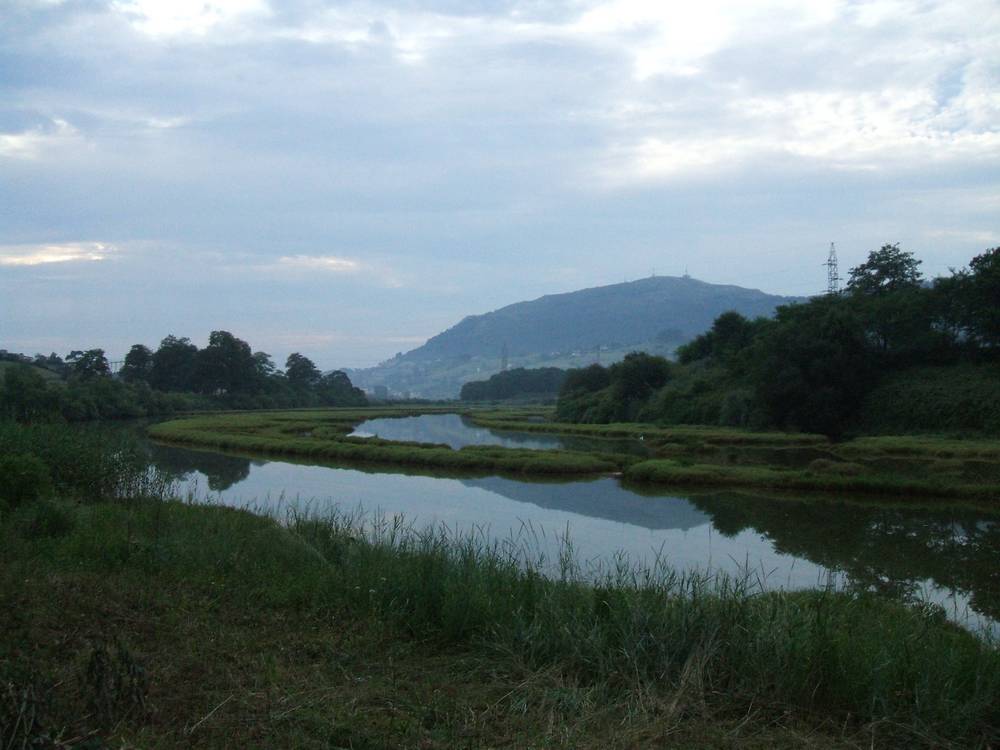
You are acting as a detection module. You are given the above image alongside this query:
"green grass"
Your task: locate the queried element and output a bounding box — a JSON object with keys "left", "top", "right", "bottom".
{"left": 4, "top": 421, "right": 1000, "bottom": 747}
{"left": 624, "top": 459, "right": 1000, "bottom": 503}
{"left": 148, "top": 410, "right": 624, "bottom": 477}
{"left": 469, "top": 410, "right": 829, "bottom": 446}
{"left": 146, "top": 408, "right": 1000, "bottom": 502}
{"left": 2, "top": 494, "right": 998, "bottom": 748}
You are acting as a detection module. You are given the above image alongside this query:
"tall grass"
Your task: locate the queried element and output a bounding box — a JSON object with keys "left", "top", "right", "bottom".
{"left": 0, "top": 422, "right": 170, "bottom": 503}
{"left": 284, "top": 506, "right": 1000, "bottom": 746}
{"left": 3, "top": 458, "right": 999, "bottom": 745}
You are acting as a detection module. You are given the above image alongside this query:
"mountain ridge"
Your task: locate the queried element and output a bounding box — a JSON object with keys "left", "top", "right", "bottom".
{"left": 409, "top": 275, "right": 804, "bottom": 361}
{"left": 347, "top": 275, "right": 807, "bottom": 398}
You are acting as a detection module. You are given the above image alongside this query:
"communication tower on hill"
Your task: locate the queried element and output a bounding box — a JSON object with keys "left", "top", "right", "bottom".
{"left": 824, "top": 242, "right": 841, "bottom": 294}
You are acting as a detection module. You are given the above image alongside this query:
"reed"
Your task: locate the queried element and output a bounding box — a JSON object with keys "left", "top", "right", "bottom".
{"left": 3, "top": 489, "right": 998, "bottom": 748}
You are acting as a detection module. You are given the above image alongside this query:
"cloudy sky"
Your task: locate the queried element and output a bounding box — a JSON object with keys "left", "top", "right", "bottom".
{"left": 2, "top": 0, "right": 998, "bottom": 368}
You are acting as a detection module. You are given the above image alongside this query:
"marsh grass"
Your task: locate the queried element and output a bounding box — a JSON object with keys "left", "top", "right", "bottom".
{"left": 148, "top": 409, "right": 1000, "bottom": 502}
{"left": 624, "top": 459, "right": 1000, "bottom": 502}
{"left": 148, "top": 413, "right": 624, "bottom": 477}
{"left": 0, "top": 422, "right": 171, "bottom": 506}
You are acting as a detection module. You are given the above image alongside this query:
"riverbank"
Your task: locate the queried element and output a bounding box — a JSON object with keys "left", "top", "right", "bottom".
{"left": 4, "top": 421, "right": 1000, "bottom": 747}
{"left": 148, "top": 408, "right": 1000, "bottom": 503}
{"left": 147, "top": 409, "right": 623, "bottom": 477}
{"left": 4, "top": 493, "right": 999, "bottom": 749}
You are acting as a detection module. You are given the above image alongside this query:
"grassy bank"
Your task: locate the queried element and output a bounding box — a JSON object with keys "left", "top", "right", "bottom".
{"left": 147, "top": 410, "right": 623, "bottom": 477}
{"left": 148, "top": 409, "right": 1000, "bottom": 502}
{"left": 468, "top": 408, "right": 829, "bottom": 445}
{"left": 624, "top": 459, "right": 1000, "bottom": 503}
{"left": 4, "top": 494, "right": 1000, "bottom": 748}
{"left": 4, "top": 422, "right": 1000, "bottom": 747}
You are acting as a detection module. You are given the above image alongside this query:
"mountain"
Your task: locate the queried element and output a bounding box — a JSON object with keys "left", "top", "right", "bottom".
{"left": 347, "top": 275, "right": 806, "bottom": 399}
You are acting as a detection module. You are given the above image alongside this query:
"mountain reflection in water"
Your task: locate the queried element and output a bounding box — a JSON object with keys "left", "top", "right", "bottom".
{"left": 144, "top": 438, "right": 999, "bottom": 629}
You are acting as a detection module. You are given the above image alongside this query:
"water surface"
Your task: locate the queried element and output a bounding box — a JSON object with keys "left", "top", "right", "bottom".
{"left": 146, "top": 438, "right": 1000, "bottom": 633}
{"left": 350, "top": 412, "right": 652, "bottom": 455}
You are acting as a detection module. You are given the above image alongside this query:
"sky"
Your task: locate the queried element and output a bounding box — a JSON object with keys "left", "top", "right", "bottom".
{"left": 1, "top": 0, "right": 998, "bottom": 369}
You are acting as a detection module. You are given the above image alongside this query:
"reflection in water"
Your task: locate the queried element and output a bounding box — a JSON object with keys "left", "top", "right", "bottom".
{"left": 350, "top": 413, "right": 652, "bottom": 455}
{"left": 147, "top": 441, "right": 254, "bottom": 492}
{"left": 460, "top": 476, "right": 710, "bottom": 531}
{"left": 145, "top": 438, "right": 1000, "bottom": 631}
{"left": 689, "top": 494, "right": 1000, "bottom": 622}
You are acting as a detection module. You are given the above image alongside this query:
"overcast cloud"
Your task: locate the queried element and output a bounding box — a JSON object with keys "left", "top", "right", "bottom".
{"left": 1, "top": 0, "right": 998, "bottom": 367}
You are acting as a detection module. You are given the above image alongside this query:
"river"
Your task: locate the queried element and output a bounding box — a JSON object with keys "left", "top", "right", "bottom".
{"left": 142, "top": 414, "right": 1000, "bottom": 634}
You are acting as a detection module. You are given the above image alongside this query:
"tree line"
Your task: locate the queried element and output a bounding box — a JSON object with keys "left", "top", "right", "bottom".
{"left": 460, "top": 367, "right": 567, "bottom": 402}
{"left": 0, "top": 331, "right": 366, "bottom": 423}
{"left": 557, "top": 245, "right": 1000, "bottom": 436}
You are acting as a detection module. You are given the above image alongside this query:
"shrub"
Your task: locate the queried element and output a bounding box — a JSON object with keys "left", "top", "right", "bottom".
{"left": 0, "top": 453, "right": 51, "bottom": 508}
{"left": 18, "top": 499, "right": 76, "bottom": 539}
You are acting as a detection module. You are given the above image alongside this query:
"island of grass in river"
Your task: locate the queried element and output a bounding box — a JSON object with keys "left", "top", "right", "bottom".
{"left": 147, "top": 407, "right": 1000, "bottom": 503}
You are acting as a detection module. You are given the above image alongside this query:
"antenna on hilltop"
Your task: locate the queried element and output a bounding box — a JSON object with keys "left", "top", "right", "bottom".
{"left": 824, "top": 242, "right": 840, "bottom": 294}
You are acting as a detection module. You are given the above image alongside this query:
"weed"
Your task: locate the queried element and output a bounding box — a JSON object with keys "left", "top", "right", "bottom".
{"left": 83, "top": 639, "right": 148, "bottom": 727}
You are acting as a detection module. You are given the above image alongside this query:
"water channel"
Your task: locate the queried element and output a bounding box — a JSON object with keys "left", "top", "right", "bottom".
{"left": 349, "top": 412, "right": 654, "bottom": 455}
{"left": 144, "top": 414, "right": 1000, "bottom": 634}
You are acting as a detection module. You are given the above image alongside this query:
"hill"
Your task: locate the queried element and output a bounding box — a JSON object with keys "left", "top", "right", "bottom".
{"left": 348, "top": 276, "right": 805, "bottom": 399}
{"left": 0, "top": 359, "right": 63, "bottom": 382}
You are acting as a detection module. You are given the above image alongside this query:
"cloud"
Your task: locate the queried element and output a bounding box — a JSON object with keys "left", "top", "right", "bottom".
{"left": 0, "top": 242, "right": 115, "bottom": 266}
{"left": 272, "top": 255, "right": 362, "bottom": 273}
{"left": 0, "top": 118, "right": 81, "bottom": 160}
{"left": 923, "top": 228, "right": 1000, "bottom": 246}
{"left": 2, "top": 0, "right": 999, "bottom": 366}
{"left": 111, "top": 0, "right": 270, "bottom": 37}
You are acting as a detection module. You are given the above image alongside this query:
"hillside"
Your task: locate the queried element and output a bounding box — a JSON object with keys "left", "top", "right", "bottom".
{"left": 415, "top": 275, "right": 800, "bottom": 359}
{"left": 348, "top": 276, "right": 804, "bottom": 399}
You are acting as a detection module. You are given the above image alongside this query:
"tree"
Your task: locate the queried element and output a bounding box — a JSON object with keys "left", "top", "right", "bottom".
{"left": 847, "top": 243, "right": 922, "bottom": 296}
{"left": 317, "top": 370, "right": 367, "bottom": 406}
{"left": 252, "top": 351, "right": 276, "bottom": 378}
{"left": 285, "top": 353, "right": 321, "bottom": 389}
{"left": 195, "top": 330, "right": 256, "bottom": 394}
{"left": 609, "top": 352, "right": 672, "bottom": 402}
{"left": 120, "top": 344, "right": 153, "bottom": 384}
{"left": 1, "top": 364, "right": 59, "bottom": 422}
{"left": 748, "top": 297, "right": 874, "bottom": 437}
{"left": 846, "top": 245, "right": 931, "bottom": 357}
{"left": 964, "top": 247, "right": 1000, "bottom": 351}
{"left": 677, "top": 311, "right": 759, "bottom": 364}
{"left": 560, "top": 364, "right": 611, "bottom": 395}
{"left": 32, "top": 352, "right": 67, "bottom": 377}
{"left": 66, "top": 349, "right": 110, "bottom": 379}
{"left": 150, "top": 335, "right": 198, "bottom": 392}
{"left": 460, "top": 367, "right": 567, "bottom": 401}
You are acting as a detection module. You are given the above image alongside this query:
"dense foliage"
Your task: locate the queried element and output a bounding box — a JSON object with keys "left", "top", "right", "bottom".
{"left": 557, "top": 245, "right": 1000, "bottom": 436}
{"left": 459, "top": 367, "right": 567, "bottom": 401}
{"left": 0, "top": 331, "right": 366, "bottom": 423}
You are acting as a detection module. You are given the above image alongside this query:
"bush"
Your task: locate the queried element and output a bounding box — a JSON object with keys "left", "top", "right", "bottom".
{"left": 852, "top": 364, "right": 1000, "bottom": 436}
{"left": 0, "top": 453, "right": 51, "bottom": 508}
{"left": 18, "top": 499, "right": 76, "bottom": 539}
